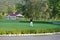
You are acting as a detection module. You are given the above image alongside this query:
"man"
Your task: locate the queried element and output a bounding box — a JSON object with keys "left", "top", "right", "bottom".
{"left": 30, "top": 18, "right": 33, "bottom": 27}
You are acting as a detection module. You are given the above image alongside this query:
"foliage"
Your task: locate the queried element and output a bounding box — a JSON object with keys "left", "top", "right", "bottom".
{"left": 0, "top": 0, "right": 60, "bottom": 20}
{"left": 48, "top": 0, "right": 60, "bottom": 19}
{"left": 0, "top": 28, "right": 60, "bottom": 34}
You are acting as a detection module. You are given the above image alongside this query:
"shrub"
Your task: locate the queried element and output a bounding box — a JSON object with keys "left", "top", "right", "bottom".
{"left": 19, "top": 21, "right": 53, "bottom": 24}
{"left": 21, "top": 30, "right": 30, "bottom": 34}
{"left": 0, "top": 28, "right": 60, "bottom": 34}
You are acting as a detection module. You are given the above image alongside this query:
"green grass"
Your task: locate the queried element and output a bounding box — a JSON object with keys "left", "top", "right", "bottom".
{"left": 0, "top": 20, "right": 60, "bottom": 34}
{"left": 0, "top": 21, "right": 60, "bottom": 31}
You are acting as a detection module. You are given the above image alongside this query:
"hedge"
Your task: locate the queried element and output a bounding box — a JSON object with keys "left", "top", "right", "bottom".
{"left": 19, "top": 21, "right": 53, "bottom": 24}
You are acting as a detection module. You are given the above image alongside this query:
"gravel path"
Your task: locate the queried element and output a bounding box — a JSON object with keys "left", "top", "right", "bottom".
{"left": 0, "top": 34, "right": 60, "bottom": 40}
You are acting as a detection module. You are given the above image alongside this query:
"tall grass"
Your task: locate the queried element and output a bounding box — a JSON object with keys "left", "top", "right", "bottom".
{"left": 0, "top": 28, "right": 60, "bottom": 35}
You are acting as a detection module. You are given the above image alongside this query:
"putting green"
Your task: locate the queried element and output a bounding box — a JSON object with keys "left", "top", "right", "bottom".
{"left": 0, "top": 22, "right": 60, "bottom": 31}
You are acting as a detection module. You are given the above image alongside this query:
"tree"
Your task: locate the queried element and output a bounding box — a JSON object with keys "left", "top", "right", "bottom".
{"left": 15, "top": 3, "right": 22, "bottom": 13}
{"left": 15, "top": 0, "right": 49, "bottom": 20}
{"left": 22, "top": 0, "right": 33, "bottom": 19}
{"left": 48, "top": 0, "right": 60, "bottom": 20}
{"left": 8, "top": 5, "right": 16, "bottom": 13}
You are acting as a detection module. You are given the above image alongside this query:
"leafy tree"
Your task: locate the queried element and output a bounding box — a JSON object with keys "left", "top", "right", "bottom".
{"left": 8, "top": 5, "right": 16, "bottom": 13}
{"left": 15, "top": 3, "right": 22, "bottom": 13}
{"left": 48, "top": 0, "right": 60, "bottom": 19}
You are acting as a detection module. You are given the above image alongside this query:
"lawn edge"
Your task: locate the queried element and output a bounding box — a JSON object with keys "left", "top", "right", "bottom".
{"left": 0, "top": 32, "right": 60, "bottom": 36}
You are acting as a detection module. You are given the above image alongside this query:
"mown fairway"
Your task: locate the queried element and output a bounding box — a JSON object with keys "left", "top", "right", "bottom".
{"left": 0, "top": 21, "right": 60, "bottom": 31}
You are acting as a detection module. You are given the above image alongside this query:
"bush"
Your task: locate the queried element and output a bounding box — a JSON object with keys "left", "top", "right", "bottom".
{"left": 21, "top": 30, "right": 30, "bottom": 34}
{"left": 19, "top": 20, "right": 53, "bottom": 24}
{"left": 0, "top": 28, "right": 60, "bottom": 34}
{"left": 0, "top": 30, "right": 6, "bottom": 35}
{"left": 30, "top": 30, "right": 36, "bottom": 34}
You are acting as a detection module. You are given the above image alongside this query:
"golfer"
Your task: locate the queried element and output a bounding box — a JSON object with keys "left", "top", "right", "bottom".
{"left": 30, "top": 18, "right": 33, "bottom": 27}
